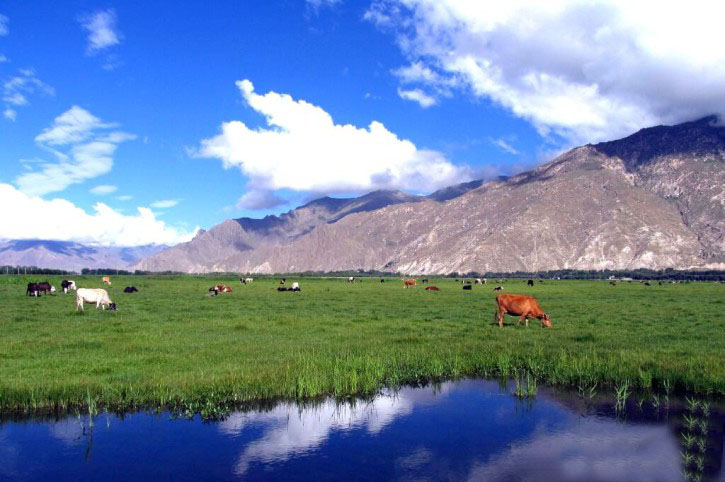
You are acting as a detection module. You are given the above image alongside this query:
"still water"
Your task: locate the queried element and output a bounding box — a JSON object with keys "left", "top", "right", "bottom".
{"left": 1, "top": 379, "right": 722, "bottom": 481}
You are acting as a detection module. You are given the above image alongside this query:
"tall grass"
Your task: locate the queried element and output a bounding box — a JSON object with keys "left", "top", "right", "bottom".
{"left": 0, "top": 276, "right": 723, "bottom": 414}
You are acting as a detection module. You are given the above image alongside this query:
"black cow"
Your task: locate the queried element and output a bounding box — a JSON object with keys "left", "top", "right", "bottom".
{"left": 380, "top": 279, "right": 385, "bottom": 283}
{"left": 61, "top": 279, "right": 76, "bottom": 294}
{"left": 124, "top": 286, "right": 138, "bottom": 293}
{"left": 277, "top": 287, "right": 289, "bottom": 292}
{"left": 37, "top": 281, "right": 55, "bottom": 294}
{"left": 462, "top": 284, "right": 472, "bottom": 290}
{"left": 421, "top": 279, "right": 429, "bottom": 284}
{"left": 527, "top": 279, "right": 534, "bottom": 287}
{"left": 26, "top": 282, "right": 40, "bottom": 297}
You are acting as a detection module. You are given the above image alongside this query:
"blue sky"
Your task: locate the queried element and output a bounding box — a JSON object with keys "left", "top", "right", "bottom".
{"left": 1, "top": 1, "right": 723, "bottom": 246}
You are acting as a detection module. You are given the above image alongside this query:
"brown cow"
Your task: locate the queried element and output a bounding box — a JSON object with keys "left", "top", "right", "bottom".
{"left": 102, "top": 276, "right": 111, "bottom": 285}
{"left": 425, "top": 286, "right": 440, "bottom": 291}
{"left": 495, "top": 294, "right": 552, "bottom": 328}
{"left": 210, "top": 285, "right": 233, "bottom": 293}
{"left": 403, "top": 279, "right": 417, "bottom": 288}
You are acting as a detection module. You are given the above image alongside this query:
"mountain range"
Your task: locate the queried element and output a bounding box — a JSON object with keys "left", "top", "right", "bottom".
{"left": 131, "top": 116, "right": 724, "bottom": 274}
{"left": 0, "top": 240, "right": 168, "bottom": 272}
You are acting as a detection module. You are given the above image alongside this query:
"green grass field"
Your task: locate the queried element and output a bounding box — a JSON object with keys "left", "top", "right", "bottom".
{"left": 1, "top": 275, "right": 723, "bottom": 414}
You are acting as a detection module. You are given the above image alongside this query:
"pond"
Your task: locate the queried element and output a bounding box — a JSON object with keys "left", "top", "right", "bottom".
{"left": 1, "top": 379, "right": 722, "bottom": 481}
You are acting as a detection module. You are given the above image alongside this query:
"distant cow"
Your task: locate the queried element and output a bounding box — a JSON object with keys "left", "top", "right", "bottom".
{"left": 123, "top": 286, "right": 138, "bottom": 293}
{"left": 37, "top": 281, "right": 55, "bottom": 294}
{"left": 279, "top": 279, "right": 286, "bottom": 285}
{"left": 495, "top": 294, "right": 552, "bottom": 328}
{"left": 475, "top": 278, "right": 483, "bottom": 285}
{"left": 403, "top": 279, "right": 417, "bottom": 288}
{"left": 26, "top": 282, "right": 40, "bottom": 297}
{"left": 101, "top": 276, "right": 111, "bottom": 285}
{"left": 277, "top": 287, "right": 289, "bottom": 292}
{"left": 421, "top": 279, "right": 429, "bottom": 284}
{"left": 425, "top": 286, "right": 440, "bottom": 291}
{"left": 527, "top": 279, "right": 534, "bottom": 287}
{"left": 348, "top": 277, "right": 356, "bottom": 283}
{"left": 76, "top": 288, "right": 116, "bottom": 311}
{"left": 380, "top": 279, "right": 385, "bottom": 283}
{"left": 482, "top": 278, "right": 487, "bottom": 284}
{"left": 240, "top": 278, "right": 254, "bottom": 284}
{"left": 291, "top": 282, "right": 300, "bottom": 292}
{"left": 462, "top": 284, "right": 472, "bottom": 290}
{"left": 644, "top": 281, "right": 651, "bottom": 286}
{"left": 493, "top": 286, "right": 504, "bottom": 291}
{"left": 609, "top": 280, "right": 617, "bottom": 286}
{"left": 61, "top": 280, "right": 76, "bottom": 294}
{"left": 210, "top": 285, "right": 232, "bottom": 293}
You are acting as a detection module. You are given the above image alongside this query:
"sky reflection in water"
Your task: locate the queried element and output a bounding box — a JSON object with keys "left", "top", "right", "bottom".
{"left": 0, "top": 379, "right": 720, "bottom": 481}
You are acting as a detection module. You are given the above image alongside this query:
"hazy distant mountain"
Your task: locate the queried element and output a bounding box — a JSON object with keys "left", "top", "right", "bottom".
{"left": 0, "top": 240, "right": 169, "bottom": 272}
{"left": 136, "top": 116, "right": 723, "bottom": 274}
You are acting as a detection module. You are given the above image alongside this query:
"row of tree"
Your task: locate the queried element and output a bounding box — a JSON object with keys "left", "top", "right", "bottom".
{"left": 2, "top": 265, "right": 724, "bottom": 281}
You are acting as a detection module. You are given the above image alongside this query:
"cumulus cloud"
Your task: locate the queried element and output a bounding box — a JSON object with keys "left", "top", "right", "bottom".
{"left": 149, "top": 199, "right": 180, "bottom": 209}
{"left": 15, "top": 106, "right": 135, "bottom": 196}
{"left": 368, "top": 0, "right": 725, "bottom": 144}
{"left": 2, "top": 69, "right": 54, "bottom": 120}
{"left": 89, "top": 184, "right": 117, "bottom": 195}
{"left": 0, "top": 183, "right": 196, "bottom": 246}
{"left": 116, "top": 194, "right": 132, "bottom": 201}
{"left": 236, "top": 190, "right": 287, "bottom": 210}
{"left": 197, "top": 80, "right": 470, "bottom": 195}
{"left": 79, "top": 9, "right": 120, "bottom": 53}
{"left": 397, "top": 87, "right": 437, "bottom": 107}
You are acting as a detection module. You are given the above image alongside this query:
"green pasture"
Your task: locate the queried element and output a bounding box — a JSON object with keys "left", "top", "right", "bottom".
{"left": 0, "top": 275, "right": 723, "bottom": 413}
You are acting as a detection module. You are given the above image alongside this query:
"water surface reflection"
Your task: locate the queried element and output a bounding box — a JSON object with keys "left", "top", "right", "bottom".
{"left": 0, "top": 380, "right": 722, "bottom": 481}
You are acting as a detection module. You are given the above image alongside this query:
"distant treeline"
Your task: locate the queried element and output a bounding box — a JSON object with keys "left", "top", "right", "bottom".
{"left": 2, "top": 265, "right": 724, "bottom": 281}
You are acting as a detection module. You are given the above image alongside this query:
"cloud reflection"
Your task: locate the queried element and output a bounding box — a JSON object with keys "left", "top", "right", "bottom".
{"left": 220, "top": 385, "right": 452, "bottom": 475}
{"left": 467, "top": 419, "right": 681, "bottom": 482}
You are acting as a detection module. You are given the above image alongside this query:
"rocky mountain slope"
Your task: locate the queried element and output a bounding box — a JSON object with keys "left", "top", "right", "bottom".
{"left": 0, "top": 240, "right": 168, "bottom": 272}
{"left": 135, "top": 117, "right": 724, "bottom": 274}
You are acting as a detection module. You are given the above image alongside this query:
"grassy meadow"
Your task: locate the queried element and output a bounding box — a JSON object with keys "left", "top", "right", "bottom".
{"left": 1, "top": 275, "right": 723, "bottom": 414}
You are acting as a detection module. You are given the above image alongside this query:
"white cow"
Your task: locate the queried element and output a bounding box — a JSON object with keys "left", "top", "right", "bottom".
{"left": 76, "top": 288, "right": 116, "bottom": 311}
{"left": 291, "top": 282, "right": 300, "bottom": 291}
{"left": 244, "top": 278, "right": 253, "bottom": 284}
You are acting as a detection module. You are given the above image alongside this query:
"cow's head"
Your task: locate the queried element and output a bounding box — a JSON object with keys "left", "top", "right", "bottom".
{"left": 540, "top": 313, "right": 552, "bottom": 328}
{"left": 50, "top": 286, "right": 56, "bottom": 293}
{"left": 108, "top": 302, "right": 117, "bottom": 311}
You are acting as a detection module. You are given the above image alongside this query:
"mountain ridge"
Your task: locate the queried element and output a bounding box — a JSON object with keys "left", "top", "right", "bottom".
{"left": 135, "top": 116, "right": 723, "bottom": 274}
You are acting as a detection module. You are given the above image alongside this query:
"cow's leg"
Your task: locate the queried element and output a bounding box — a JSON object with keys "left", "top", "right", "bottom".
{"left": 498, "top": 308, "right": 506, "bottom": 328}
{"left": 517, "top": 314, "right": 526, "bottom": 326}
{"left": 525, "top": 316, "right": 530, "bottom": 328}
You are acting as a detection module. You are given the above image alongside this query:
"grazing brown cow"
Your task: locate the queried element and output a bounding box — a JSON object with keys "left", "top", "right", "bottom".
{"left": 403, "top": 279, "right": 417, "bottom": 288}
{"left": 102, "top": 276, "right": 111, "bottom": 285}
{"left": 495, "top": 294, "right": 552, "bottom": 328}
{"left": 425, "top": 286, "right": 440, "bottom": 291}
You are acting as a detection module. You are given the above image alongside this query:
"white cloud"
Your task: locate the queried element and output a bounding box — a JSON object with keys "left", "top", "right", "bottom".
{"left": 0, "top": 183, "right": 196, "bottom": 246}
{"left": 2, "top": 69, "right": 54, "bottom": 120}
{"left": 149, "top": 199, "right": 180, "bottom": 209}
{"left": 0, "top": 54, "right": 7, "bottom": 63}
{"left": 79, "top": 9, "right": 121, "bottom": 54}
{"left": 0, "top": 14, "right": 7, "bottom": 36}
{"left": 306, "top": 0, "right": 342, "bottom": 9}
{"left": 397, "top": 87, "right": 437, "bottom": 107}
{"left": 489, "top": 137, "right": 519, "bottom": 155}
{"left": 197, "top": 79, "right": 470, "bottom": 195}
{"left": 368, "top": 0, "right": 725, "bottom": 144}
{"left": 15, "top": 106, "right": 135, "bottom": 196}
{"left": 116, "top": 194, "right": 132, "bottom": 201}
{"left": 89, "top": 184, "right": 117, "bottom": 195}
{"left": 236, "top": 190, "right": 287, "bottom": 210}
